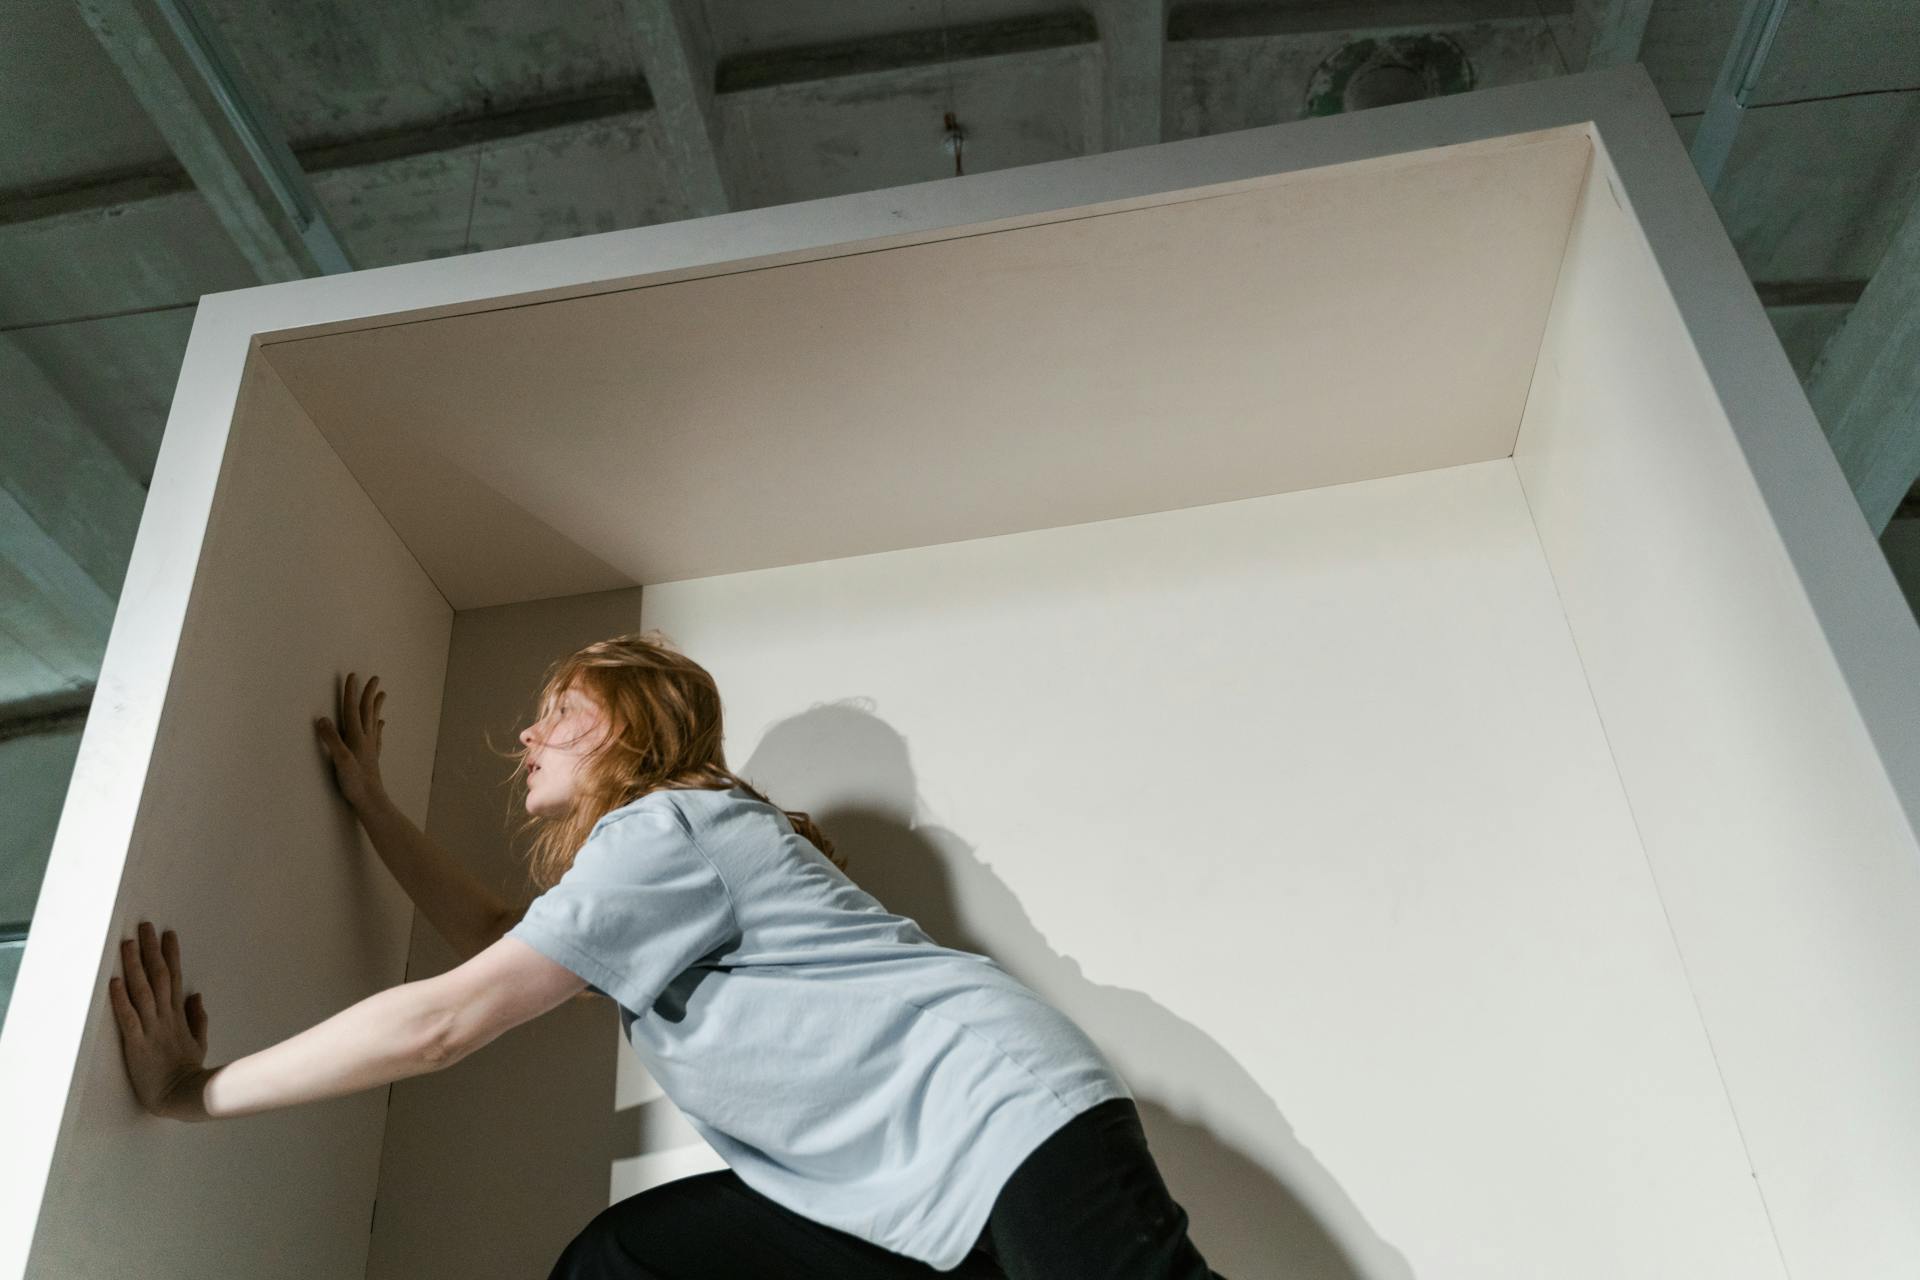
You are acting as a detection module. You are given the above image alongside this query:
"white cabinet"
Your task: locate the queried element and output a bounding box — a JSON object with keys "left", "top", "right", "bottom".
{"left": 4, "top": 66, "right": 1916, "bottom": 1279}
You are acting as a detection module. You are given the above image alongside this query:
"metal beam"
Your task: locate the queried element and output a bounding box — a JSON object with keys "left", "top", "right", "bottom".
{"left": 0, "top": 338, "right": 140, "bottom": 695}
{"left": 0, "top": 489, "right": 113, "bottom": 693}
{"left": 1096, "top": 0, "right": 1171, "bottom": 152}
{"left": 716, "top": 13, "right": 1093, "bottom": 92}
{"left": 0, "top": 338, "right": 143, "bottom": 599}
{"left": 75, "top": 0, "right": 351, "bottom": 280}
{"left": 0, "top": 692, "right": 94, "bottom": 744}
{"left": 0, "top": 83, "right": 659, "bottom": 228}
{"left": 614, "top": 0, "right": 731, "bottom": 217}
{"left": 1810, "top": 189, "right": 1920, "bottom": 537}
{"left": 1688, "top": 0, "right": 1791, "bottom": 193}
{"left": 1169, "top": 0, "right": 1558, "bottom": 39}
{"left": 1583, "top": 0, "right": 1656, "bottom": 69}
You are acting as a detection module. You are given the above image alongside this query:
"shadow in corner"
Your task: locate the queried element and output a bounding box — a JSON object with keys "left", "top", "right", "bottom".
{"left": 734, "top": 699, "right": 1415, "bottom": 1280}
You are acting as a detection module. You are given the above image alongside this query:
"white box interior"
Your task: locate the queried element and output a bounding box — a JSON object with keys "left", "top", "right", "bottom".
{"left": 6, "top": 68, "right": 1918, "bottom": 1280}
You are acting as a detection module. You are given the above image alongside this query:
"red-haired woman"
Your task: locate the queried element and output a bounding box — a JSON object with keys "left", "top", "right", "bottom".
{"left": 110, "top": 631, "right": 1226, "bottom": 1278}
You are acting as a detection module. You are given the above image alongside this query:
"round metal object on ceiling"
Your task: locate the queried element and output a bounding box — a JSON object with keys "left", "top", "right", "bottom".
{"left": 1304, "top": 35, "right": 1476, "bottom": 117}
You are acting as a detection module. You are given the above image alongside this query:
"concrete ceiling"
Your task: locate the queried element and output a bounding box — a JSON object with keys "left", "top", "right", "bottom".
{"left": 2, "top": 0, "right": 1918, "bottom": 718}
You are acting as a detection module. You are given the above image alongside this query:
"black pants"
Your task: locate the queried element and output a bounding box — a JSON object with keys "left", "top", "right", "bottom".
{"left": 547, "top": 1096, "right": 1227, "bottom": 1279}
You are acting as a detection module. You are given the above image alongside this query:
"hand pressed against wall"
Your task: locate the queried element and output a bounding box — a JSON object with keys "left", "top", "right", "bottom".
{"left": 107, "top": 921, "right": 209, "bottom": 1119}
{"left": 315, "top": 671, "right": 387, "bottom": 811}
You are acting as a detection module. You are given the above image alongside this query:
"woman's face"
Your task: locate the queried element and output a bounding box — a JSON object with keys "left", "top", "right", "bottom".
{"left": 520, "top": 683, "right": 608, "bottom": 818}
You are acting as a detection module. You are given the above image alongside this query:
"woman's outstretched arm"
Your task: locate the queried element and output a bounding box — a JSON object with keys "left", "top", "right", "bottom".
{"left": 109, "top": 921, "right": 586, "bottom": 1122}
{"left": 347, "top": 785, "right": 519, "bottom": 959}
{"left": 316, "top": 671, "right": 518, "bottom": 961}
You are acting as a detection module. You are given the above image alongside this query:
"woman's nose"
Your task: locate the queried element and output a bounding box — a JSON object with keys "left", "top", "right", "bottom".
{"left": 519, "top": 724, "right": 536, "bottom": 747}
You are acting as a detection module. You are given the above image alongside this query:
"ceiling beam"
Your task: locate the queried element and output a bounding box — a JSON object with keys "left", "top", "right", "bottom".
{"left": 1582, "top": 0, "right": 1656, "bottom": 69}
{"left": 0, "top": 338, "right": 142, "bottom": 694}
{"left": 75, "top": 0, "right": 351, "bottom": 280}
{"left": 614, "top": 0, "right": 731, "bottom": 217}
{"left": 1688, "top": 0, "right": 1791, "bottom": 192}
{"left": 714, "top": 13, "right": 1093, "bottom": 93}
{"left": 0, "top": 489, "right": 113, "bottom": 695}
{"left": 0, "top": 690, "right": 94, "bottom": 743}
{"left": 1170, "top": 0, "right": 1564, "bottom": 39}
{"left": 1809, "top": 189, "right": 1920, "bottom": 537}
{"left": 1754, "top": 278, "right": 1866, "bottom": 308}
{"left": 1096, "top": 0, "right": 1171, "bottom": 152}
{"left": 0, "top": 83, "right": 661, "bottom": 225}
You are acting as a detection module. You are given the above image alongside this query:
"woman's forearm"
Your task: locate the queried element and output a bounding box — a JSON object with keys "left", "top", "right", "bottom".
{"left": 351, "top": 789, "right": 516, "bottom": 960}
{"left": 168, "top": 984, "right": 446, "bottom": 1122}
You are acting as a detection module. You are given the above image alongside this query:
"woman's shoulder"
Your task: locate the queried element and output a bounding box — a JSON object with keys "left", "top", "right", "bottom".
{"left": 590, "top": 784, "right": 756, "bottom": 838}
{"left": 586, "top": 788, "right": 687, "bottom": 841}
{"left": 569, "top": 790, "right": 730, "bottom": 884}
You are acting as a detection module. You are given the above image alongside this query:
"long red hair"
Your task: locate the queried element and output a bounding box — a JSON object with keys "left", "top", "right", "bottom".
{"left": 507, "top": 629, "right": 843, "bottom": 893}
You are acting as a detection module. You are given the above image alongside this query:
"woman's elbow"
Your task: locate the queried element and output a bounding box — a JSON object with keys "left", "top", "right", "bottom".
{"left": 407, "top": 988, "right": 474, "bottom": 1069}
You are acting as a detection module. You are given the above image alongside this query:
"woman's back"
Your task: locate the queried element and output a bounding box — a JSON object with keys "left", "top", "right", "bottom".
{"left": 506, "top": 783, "right": 1132, "bottom": 1271}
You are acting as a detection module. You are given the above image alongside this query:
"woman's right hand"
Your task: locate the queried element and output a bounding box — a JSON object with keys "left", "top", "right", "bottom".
{"left": 315, "top": 672, "right": 387, "bottom": 811}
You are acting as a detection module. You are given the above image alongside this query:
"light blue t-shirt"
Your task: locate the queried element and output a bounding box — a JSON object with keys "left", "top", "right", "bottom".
{"left": 505, "top": 783, "right": 1132, "bottom": 1270}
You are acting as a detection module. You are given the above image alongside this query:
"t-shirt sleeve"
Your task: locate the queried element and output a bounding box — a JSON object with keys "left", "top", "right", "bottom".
{"left": 505, "top": 806, "right": 740, "bottom": 1014}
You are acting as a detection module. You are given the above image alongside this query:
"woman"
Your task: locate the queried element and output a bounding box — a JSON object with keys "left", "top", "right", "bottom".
{"left": 110, "top": 631, "right": 1226, "bottom": 1278}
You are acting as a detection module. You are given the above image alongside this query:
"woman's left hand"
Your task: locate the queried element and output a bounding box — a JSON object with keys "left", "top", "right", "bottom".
{"left": 108, "top": 921, "right": 211, "bottom": 1119}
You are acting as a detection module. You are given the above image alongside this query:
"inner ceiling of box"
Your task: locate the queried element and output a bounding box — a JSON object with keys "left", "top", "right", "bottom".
{"left": 258, "top": 128, "right": 1591, "bottom": 611}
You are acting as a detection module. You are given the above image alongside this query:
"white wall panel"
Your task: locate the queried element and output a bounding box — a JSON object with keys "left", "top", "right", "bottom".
{"left": 1514, "top": 142, "right": 1920, "bottom": 1278}
{"left": 15, "top": 357, "right": 451, "bottom": 1278}
{"left": 366, "top": 587, "right": 644, "bottom": 1280}
{"left": 632, "top": 458, "right": 1778, "bottom": 1278}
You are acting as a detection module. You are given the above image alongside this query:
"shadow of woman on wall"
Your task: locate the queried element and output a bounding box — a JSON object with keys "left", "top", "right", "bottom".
{"left": 733, "top": 700, "right": 1415, "bottom": 1280}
